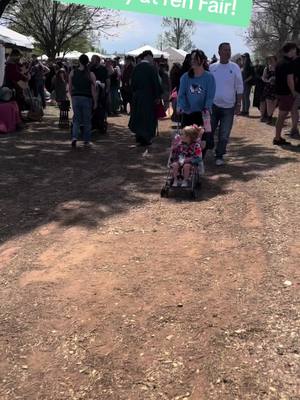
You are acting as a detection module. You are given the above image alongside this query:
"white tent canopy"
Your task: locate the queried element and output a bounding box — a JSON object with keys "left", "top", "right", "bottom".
{"left": 85, "top": 52, "right": 108, "bottom": 60}
{"left": 0, "top": 26, "right": 34, "bottom": 50}
{"left": 232, "top": 53, "right": 242, "bottom": 63}
{"left": 57, "top": 51, "right": 82, "bottom": 59}
{"left": 127, "top": 45, "right": 169, "bottom": 59}
{"left": 163, "top": 47, "right": 187, "bottom": 65}
{"left": 57, "top": 51, "right": 108, "bottom": 60}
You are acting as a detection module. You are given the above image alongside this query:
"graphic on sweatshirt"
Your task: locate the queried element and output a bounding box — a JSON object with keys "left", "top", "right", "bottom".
{"left": 190, "top": 84, "right": 206, "bottom": 95}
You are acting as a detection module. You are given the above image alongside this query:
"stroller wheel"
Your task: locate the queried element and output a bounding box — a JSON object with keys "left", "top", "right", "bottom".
{"left": 160, "top": 187, "right": 169, "bottom": 198}
{"left": 102, "top": 121, "right": 108, "bottom": 134}
{"left": 190, "top": 190, "right": 197, "bottom": 200}
{"left": 196, "top": 179, "right": 202, "bottom": 189}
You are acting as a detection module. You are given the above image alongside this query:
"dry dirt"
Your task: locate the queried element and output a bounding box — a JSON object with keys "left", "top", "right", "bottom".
{"left": 0, "top": 106, "right": 299, "bottom": 400}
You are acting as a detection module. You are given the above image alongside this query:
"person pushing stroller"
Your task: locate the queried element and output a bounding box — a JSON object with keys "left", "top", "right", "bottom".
{"left": 171, "top": 124, "right": 204, "bottom": 187}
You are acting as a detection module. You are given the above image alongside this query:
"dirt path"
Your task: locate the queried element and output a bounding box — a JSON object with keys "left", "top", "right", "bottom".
{"left": 0, "top": 109, "right": 299, "bottom": 400}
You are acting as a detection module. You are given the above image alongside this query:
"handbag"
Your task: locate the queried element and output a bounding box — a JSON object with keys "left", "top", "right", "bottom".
{"left": 169, "top": 88, "right": 177, "bottom": 101}
{"left": 155, "top": 100, "right": 166, "bottom": 119}
{"left": 24, "top": 88, "right": 44, "bottom": 121}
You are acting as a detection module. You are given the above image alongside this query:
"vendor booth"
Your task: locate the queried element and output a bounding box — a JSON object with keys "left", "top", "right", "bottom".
{"left": 163, "top": 47, "right": 187, "bottom": 66}
{"left": 0, "top": 26, "right": 34, "bottom": 52}
{"left": 0, "top": 27, "right": 34, "bottom": 133}
{"left": 127, "top": 45, "right": 169, "bottom": 60}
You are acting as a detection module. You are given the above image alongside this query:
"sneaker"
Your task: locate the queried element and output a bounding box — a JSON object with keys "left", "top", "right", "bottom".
{"left": 181, "top": 180, "right": 189, "bottom": 188}
{"left": 71, "top": 139, "right": 77, "bottom": 148}
{"left": 273, "top": 137, "right": 291, "bottom": 146}
{"left": 290, "top": 129, "right": 300, "bottom": 139}
{"left": 172, "top": 179, "right": 179, "bottom": 187}
{"left": 84, "top": 141, "right": 92, "bottom": 148}
{"left": 215, "top": 158, "right": 225, "bottom": 166}
{"left": 142, "top": 149, "right": 150, "bottom": 157}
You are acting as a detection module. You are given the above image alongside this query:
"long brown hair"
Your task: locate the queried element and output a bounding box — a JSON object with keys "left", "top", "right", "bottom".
{"left": 188, "top": 49, "right": 209, "bottom": 78}
{"left": 56, "top": 68, "right": 67, "bottom": 82}
{"left": 78, "top": 54, "right": 92, "bottom": 82}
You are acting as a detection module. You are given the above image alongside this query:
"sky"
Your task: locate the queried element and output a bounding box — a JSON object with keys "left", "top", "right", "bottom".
{"left": 100, "top": 11, "right": 250, "bottom": 56}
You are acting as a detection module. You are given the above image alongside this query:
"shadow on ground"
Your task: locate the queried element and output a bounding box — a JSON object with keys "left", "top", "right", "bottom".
{"left": 0, "top": 115, "right": 296, "bottom": 244}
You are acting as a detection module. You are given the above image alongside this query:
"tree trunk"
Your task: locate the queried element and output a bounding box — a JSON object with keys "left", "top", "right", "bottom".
{"left": 176, "top": 18, "right": 180, "bottom": 49}
{"left": 0, "top": 0, "right": 11, "bottom": 17}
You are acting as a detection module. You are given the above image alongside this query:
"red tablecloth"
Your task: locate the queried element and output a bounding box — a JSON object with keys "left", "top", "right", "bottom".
{"left": 0, "top": 101, "right": 21, "bottom": 133}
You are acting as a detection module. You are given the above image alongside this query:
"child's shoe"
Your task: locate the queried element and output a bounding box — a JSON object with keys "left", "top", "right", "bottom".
{"left": 172, "top": 179, "right": 179, "bottom": 187}
{"left": 181, "top": 179, "right": 189, "bottom": 188}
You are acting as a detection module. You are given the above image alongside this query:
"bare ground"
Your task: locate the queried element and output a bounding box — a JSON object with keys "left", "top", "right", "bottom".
{"left": 0, "top": 107, "right": 299, "bottom": 400}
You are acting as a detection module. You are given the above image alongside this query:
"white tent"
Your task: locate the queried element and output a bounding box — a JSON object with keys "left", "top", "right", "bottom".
{"left": 0, "top": 26, "right": 34, "bottom": 50}
{"left": 85, "top": 52, "right": 108, "bottom": 60}
{"left": 39, "top": 54, "right": 48, "bottom": 61}
{"left": 57, "top": 51, "right": 109, "bottom": 60}
{"left": 163, "top": 47, "right": 187, "bottom": 66}
{"left": 127, "top": 45, "right": 169, "bottom": 59}
{"left": 57, "top": 51, "right": 82, "bottom": 59}
{"left": 232, "top": 53, "right": 242, "bottom": 63}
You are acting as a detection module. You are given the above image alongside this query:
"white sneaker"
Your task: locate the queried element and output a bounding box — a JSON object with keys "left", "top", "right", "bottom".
{"left": 181, "top": 180, "right": 189, "bottom": 188}
{"left": 142, "top": 149, "right": 150, "bottom": 157}
{"left": 172, "top": 179, "right": 179, "bottom": 187}
{"left": 216, "top": 158, "right": 225, "bottom": 166}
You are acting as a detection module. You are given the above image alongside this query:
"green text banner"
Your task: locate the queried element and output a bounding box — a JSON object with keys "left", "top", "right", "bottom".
{"left": 61, "top": 0, "right": 253, "bottom": 27}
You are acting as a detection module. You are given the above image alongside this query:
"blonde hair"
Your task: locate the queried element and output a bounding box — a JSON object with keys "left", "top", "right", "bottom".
{"left": 183, "top": 125, "right": 203, "bottom": 142}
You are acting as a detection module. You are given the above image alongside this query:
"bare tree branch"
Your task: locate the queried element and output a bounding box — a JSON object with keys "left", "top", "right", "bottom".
{"left": 161, "top": 17, "right": 195, "bottom": 51}
{"left": 247, "top": 0, "right": 300, "bottom": 57}
{"left": 1, "top": 0, "right": 123, "bottom": 58}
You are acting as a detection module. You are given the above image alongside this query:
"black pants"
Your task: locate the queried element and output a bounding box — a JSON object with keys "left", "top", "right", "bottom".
{"left": 121, "top": 88, "right": 132, "bottom": 112}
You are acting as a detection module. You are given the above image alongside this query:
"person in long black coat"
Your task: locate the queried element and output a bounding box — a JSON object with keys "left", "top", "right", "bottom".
{"left": 128, "top": 50, "right": 162, "bottom": 146}
{"left": 253, "top": 59, "right": 266, "bottom": 113}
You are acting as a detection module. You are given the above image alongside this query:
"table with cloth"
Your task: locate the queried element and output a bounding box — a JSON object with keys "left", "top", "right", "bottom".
{"left": 0, "top": 101, "right": 21, "bottom": 133}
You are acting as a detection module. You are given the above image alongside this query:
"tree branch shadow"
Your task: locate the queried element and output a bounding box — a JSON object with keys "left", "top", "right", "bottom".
{"left": 0, "top": 116, "right": 297, "bottom": 245}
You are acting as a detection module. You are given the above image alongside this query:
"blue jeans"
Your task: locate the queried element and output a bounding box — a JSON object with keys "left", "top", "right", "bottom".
{"left": 72, "top": 96, "right": 92, "bottom": 142}
{"left": 211, "top": 105, "right": 235, "bottom": 158}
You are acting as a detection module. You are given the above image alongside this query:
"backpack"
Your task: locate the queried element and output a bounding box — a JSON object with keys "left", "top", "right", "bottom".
{"left": 0, "top": 87, "right": 13, "bottom": 102}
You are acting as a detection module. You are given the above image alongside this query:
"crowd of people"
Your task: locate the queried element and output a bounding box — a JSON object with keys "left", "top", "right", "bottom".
{"left": 234, "top": 44, "right": 300, "bottom": 145}
{"left": 127, "top": 41, "right": 300, "bottom": 161}
{"left": 0, "top": 40, "right": 299, "bottom": 157}
{"left": 0, "top": 48, "right": 131, "bottom": 116}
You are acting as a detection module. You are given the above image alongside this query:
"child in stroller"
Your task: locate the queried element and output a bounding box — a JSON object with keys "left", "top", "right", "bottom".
{"left": 171, "top": 124, "right": 204, "bottom": 187}
{"left": 161, "top": 124, "right": 205, "bottom": 199}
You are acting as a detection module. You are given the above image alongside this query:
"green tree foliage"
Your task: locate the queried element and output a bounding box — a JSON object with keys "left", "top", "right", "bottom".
{"left": 2, "top": 0, "right": 121, "bottom": 59}
{"left": 61, "top": 33, "right": 92, "bottom": 55}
